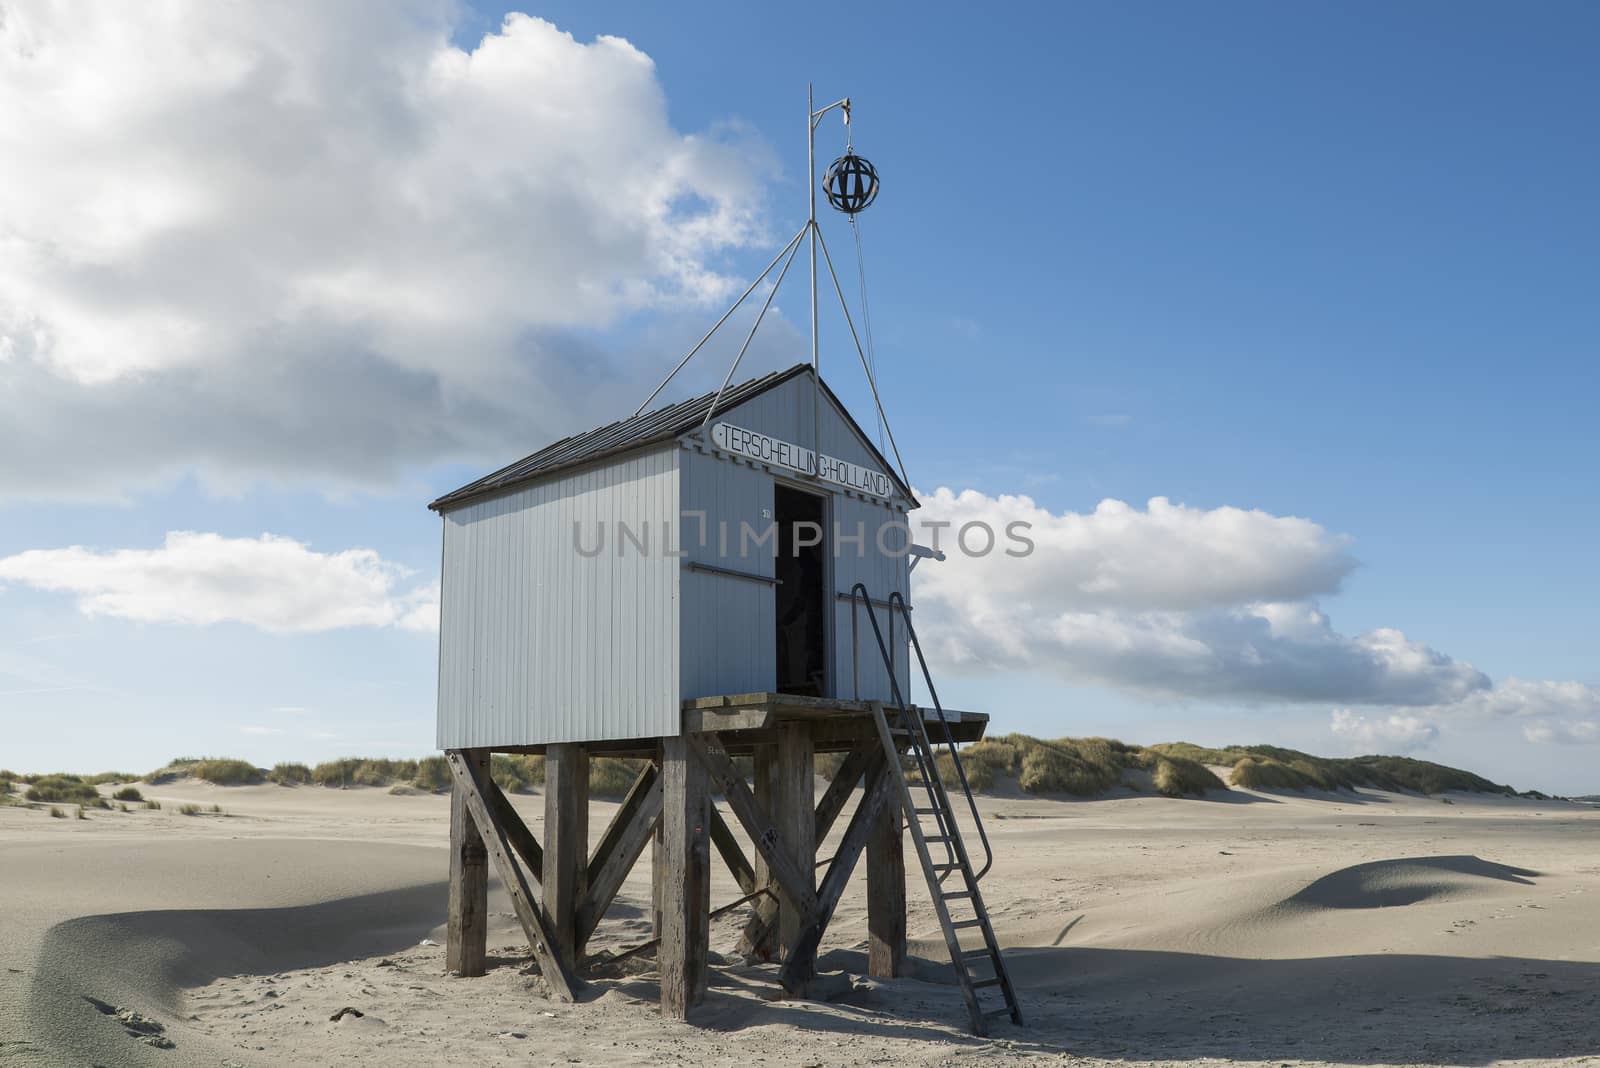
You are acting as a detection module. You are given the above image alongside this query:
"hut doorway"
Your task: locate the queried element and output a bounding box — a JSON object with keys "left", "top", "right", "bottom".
{"left": 774, "top": 482, "right": 828, "bottom": 696}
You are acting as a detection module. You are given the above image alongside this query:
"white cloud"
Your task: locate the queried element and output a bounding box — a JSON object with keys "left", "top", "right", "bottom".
{"left": 0, "top": 532, "right": 439, "bottom": 633}
{"left": 914, "top": 492, "right": 1358, "bottom": 612}
{"left": 0, "top": 4, "right": 774, "bottom": 498}
{"left": 1409, "top": 679, "right": 1600, "bottom": 747}
{"left": 1522, "top": 720, "right": 1600, "bottom": 745}
{"left": 1437, "top": 678, "right": 1600, "bottom": 721}
{"left": 239, "top": 725, "right": 284, "bottom": 736}
{"left": 909, "top": 491, "right": 1487, "bottom": 706}
{"left": 1329, "top": 709, "right": 1439, "bottom": 751}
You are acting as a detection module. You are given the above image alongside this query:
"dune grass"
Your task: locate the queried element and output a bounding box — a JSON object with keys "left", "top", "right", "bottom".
{"left": 1152, "top": 755, "right": 1227, "bottom": 797}
{"left": 25, "top": 775, "right": 101, "bottom": 805}
{"left": 1150, "top": 742, "right": 1517, "bottom": 796}
{"left": 49, "top": 806, "right": 65, "bottom": 818}
{"left": 10, "top": 733, "right": 1516, "bottom": 809}
{"left": 590, "top": 757, "right": 650, "bottom": 797}
{"left": 267, "top": 762, "right": 313, "bottom": 785}
{"left": 488, "top": 754, "right": 542, "bottom": 793}
{"left": 144, "top": 799, "right": 162, "bottom": 811}
{"left": 148, "top": 757, "right": 262, "bottom": 785}
{"left": 412, "top": 756, "right": 451, "bottom": 792}
{"left": 936, "top": 734, "right": 1221, "bottom": 798}
{"left": 177, "top": 803, "right": 202, "bottom": 816}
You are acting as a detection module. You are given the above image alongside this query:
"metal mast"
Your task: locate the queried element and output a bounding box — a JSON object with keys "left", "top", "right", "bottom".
{"left": 808, "top": 86, "right": 849, "bottom": 463}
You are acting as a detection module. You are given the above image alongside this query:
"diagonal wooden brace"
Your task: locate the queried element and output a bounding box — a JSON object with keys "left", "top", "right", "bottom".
{"left": 740, "top": 736, "right": 876, "bottom": 959}
{"left": 576, "top": 769, "right": 664, "bottom": 947}
{"left": 446, "top": 751, "right": 579, "bottom": 1001}
{"left": 779, "top": 752, "right": 895, "bottom": 993}
{"left": 687, "top": 735, "right": 820, "bottom": 920}
{"left": 491, "top": 779, "right": 544, "bottom": 889}
{"left": 709, "top": 804, "right": 756, "bottom": 895}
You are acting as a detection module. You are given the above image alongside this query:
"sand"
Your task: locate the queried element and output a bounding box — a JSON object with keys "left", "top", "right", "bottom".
{"left": 3, "top": 777, "right": 1598, "bottom": 1067}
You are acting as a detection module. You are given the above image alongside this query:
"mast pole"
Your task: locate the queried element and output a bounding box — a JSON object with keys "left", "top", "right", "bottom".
{"left": 808, "top": 83, "right": 820, "bottom": 466}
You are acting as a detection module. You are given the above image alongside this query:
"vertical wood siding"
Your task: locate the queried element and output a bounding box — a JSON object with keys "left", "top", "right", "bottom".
{"left": 436, "top": 446, "right": 680, "bottom": 748}
{"left": 681, "top": 370, "right": 912, "bottom": 705}
{"left": 677, "top": 448, "right": 776, "bottom": 699}
{"left": 830, "top": 493, "right": 913, "bottom": 704}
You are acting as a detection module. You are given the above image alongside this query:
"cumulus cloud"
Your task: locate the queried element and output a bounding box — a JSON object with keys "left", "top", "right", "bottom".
{"left": 0, "top": 3, "right": 774, "bottom": 498}
{"left": 1329, "top": 710, "right": 1439, "bottom": 751}
{"left": 909, "top": 491, "right": 1488, "bottom": 706}
{"left": 1407, "top": 679, "right": 1600, "bottom": 747}
{"left": 0, "top": 532, "right": 439, "bottom": 633}
{"left": 1522, "top": 720, "right": 1600, "bottom": 745}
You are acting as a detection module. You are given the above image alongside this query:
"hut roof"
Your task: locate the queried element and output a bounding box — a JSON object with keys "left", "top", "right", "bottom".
{"left": 429, "top": 363, "right": 911, "bottom": 512}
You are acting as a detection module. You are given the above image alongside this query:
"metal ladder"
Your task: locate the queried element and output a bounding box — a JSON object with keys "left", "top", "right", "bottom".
{"left": 851, "top": 584, "right": 1023, "bottom": 1035}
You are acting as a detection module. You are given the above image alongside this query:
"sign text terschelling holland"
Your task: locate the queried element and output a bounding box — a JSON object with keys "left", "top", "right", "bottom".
{"left": 711, "top": 423, "right": 893, "bottom": 498}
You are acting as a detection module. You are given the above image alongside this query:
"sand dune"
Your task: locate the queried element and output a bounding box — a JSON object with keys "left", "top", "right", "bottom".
{"left": 3, "top": 780, "right": 1599, "bottom": 1066}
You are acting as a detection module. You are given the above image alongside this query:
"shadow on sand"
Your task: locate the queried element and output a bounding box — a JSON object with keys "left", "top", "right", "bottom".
{"left": 29, "top": 862, "right": 1600, "bottom": 1066}
{"left": 990, "top": 942, "right": 1600, "bottom": 1065}
{"left": 30, "top": 882, "right": 447, "bottom": 1065}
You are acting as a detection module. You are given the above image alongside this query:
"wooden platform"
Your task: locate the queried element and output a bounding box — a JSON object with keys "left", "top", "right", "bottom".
{"left": 494, "top": 694, "right": 988, "bottom": 758}
{"left": 684, "top": 693, "right": 987, "bottom": 748}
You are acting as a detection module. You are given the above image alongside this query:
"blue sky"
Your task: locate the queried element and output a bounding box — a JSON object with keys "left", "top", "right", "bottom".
{"left": 1, "top": 2, "right": 1596, "bottom": 790}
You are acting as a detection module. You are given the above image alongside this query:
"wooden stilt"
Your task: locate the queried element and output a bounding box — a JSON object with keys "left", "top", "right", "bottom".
{"left": 445, "top": 751, "right": 578, "bottom": 1001}
{"left": 659, "top": 736, "right": 710, "bottom": 1020}
{"left": 774, "top": 723, "right": 816, "bottom": 965}
{"left": 651, "top": 744, "right": 665, "bottom": 941}
{"left": 780, "top": 754, "right": 896, "bottom": 992}
{"left": 737, "top": 743, "right": 779, "bottom": 959}
{"left": 866, "top": 772, "right": 906, "bottom": 978}
{"left": 447, "top": 748, "right": 490, "bottom": 977}
{"left": 738, "top": 738, "right": 873, "bottom": 959}
{"left": 543, "top": 743, "right": 589, "bottom": 972}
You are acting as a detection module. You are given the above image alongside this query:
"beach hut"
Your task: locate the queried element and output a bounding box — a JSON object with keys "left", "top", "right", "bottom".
{"left": 429, "top": 363, "right": 916, "bottom": 750}
{"left": 428, "top": 87, "right": 1021, "bottom": 1034}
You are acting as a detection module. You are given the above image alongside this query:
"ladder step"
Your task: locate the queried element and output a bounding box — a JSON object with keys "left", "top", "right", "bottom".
{"left": 932, "top": 862, "right": 962, "bottom": 872}
{"left": 961, "top": 947, "right": 993, "bottom": 960}
{"left": 914, "top": 807, "right": 943, "bottom": 815}
{"left": 972, "top": 977, "right": 1004, "bottom": 989}
{"left": 941, "top": 890, "right": 973, "bottom": 900}
{"left": 984, "top": 1007, "right": 1016, "bottom": 1020}
{"left": 951, "top": 919, "right": 984, "bottom": 929}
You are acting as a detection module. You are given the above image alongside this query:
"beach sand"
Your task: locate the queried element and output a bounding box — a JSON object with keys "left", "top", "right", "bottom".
{"left": 3, "top": 777, "right": 1598, "bottom": 1066}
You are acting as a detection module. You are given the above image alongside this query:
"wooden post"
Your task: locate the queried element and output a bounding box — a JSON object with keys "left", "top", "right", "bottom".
{"left": 774, "top": 723, "right": 816, "bottom": 965}
{"left": 659, "top": 736, "right": 710, "bottom": 1019}
{"left": 867, "top": 785, "right": 906, "bottom": 978}
{"left": 446, "top": 751, "right": 578, "bottom": 1000}
{"left": 544, "top": 743, "right": 589, "bottom": 973}
{"left": 447, "top": 747, "right": 490, "bottom": 977}
{"left": 651, "top": 815, "right": 664, "bottom": 939}
{"left": 651, "top": 743, "right": 665, "bottom": 941}
{"left": 737, "top": 743, "right": 779, "bottom": 958}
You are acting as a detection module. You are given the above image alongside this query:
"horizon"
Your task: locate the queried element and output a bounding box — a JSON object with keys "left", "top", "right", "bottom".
{"left": 2, "top": 2, "right": 1598, "bottom": 794}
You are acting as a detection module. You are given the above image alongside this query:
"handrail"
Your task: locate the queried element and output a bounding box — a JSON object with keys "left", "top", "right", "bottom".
{"left": 888, "top": 589, "right": 995, "bottom": 882}
{"left": 848, "top": 583, "right": 994, "bottom": 882}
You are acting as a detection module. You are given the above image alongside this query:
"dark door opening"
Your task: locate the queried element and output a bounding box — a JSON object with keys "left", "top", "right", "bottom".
{"left": 774, "top": 484, "right": 827, "bottom": 696}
